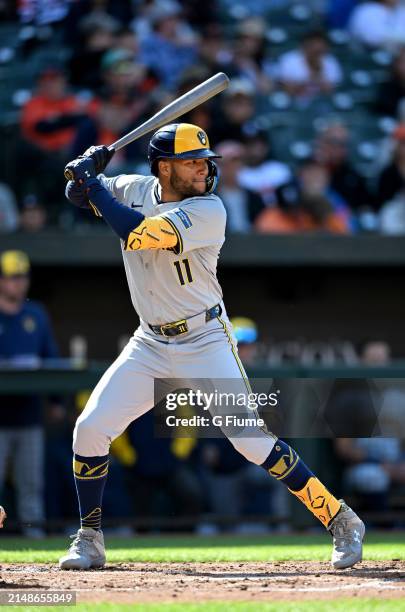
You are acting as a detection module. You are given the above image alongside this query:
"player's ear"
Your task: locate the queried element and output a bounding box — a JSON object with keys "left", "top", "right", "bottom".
{"left": 158, "top": 160, "right": 170, "bottom": 177}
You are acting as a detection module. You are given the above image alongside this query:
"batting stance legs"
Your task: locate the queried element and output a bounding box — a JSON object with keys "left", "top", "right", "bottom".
{"left": 60, "top": 316, "right": 365, "bottom": 571}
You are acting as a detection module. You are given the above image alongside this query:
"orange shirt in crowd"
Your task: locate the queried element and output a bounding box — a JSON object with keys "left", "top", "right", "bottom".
{"left": 21, "top": 96, "right": 98, "bottom": 152}
{"left": 255, "top": 207, "right": 350, "bottom": 234}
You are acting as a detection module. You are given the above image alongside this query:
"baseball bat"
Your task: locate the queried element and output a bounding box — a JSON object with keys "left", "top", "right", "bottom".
{"left": 64, "top": 72, "right": 229, "bottom": 181}
{"left": 109, "top": 72, "right": 229, "bottom": 152}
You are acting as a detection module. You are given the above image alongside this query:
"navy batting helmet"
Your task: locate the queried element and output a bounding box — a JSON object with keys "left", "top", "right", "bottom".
{"left": 148, "top": 123, "right": 221, "bottom": 193}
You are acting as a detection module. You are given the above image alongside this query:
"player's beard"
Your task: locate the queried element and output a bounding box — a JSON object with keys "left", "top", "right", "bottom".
{"left": 169, "top": 167, "right": 206, "bottom": 198}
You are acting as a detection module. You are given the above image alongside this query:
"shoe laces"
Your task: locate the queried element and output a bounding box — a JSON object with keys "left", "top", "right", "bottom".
{"left": 69, "top": 530, "right": 95, "bottom": 554}
{"left": 330, "top": 513, "right": 357, "bottom": 551}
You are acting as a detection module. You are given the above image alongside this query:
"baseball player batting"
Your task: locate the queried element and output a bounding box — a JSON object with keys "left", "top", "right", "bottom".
{"left": 59, "top": 123, "right": 365, "bottom": 571}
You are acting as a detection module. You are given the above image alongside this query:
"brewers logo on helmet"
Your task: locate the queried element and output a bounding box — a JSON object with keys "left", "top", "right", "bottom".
{"left": 148, "top": 123, "right": 221, "bottom": 194}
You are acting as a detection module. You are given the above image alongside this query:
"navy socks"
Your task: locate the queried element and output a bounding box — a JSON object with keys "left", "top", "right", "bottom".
{"left": 73, "top": 453, "right": 109, "bottom": 530}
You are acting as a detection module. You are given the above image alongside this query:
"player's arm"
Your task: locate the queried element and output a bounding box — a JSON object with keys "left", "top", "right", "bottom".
{"left": 64, "top": 156, "right": 178, "bottom": 250}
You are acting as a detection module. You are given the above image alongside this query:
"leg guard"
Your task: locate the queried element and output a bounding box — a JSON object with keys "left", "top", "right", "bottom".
{"left": 289, "top": 476, "right": 341, "bottom": 527}
{"left": 262, "top": 439, "right": 341, "bottom": 528}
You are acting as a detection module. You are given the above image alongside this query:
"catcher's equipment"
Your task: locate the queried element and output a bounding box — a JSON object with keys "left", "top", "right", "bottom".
{"left": 0, "top": 505, "right": 6, "bottom": 528}
{"left": 82, "top": 145, "right": 115, "bottom": 175}
{"left": 148, "top": 123, "right": 220, "bottom": 193}
{"left": 64, "top": 157, "right": 97, "bottom": 184}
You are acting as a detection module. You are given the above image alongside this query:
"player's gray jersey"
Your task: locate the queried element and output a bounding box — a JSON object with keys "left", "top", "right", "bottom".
{"left": 99, "top": 173, "right": 226, "bottom": 325}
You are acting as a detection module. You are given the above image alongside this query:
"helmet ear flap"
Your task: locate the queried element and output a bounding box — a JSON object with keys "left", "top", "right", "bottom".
{"left": 206, "top": 160, "right": 219, "bottom": 194}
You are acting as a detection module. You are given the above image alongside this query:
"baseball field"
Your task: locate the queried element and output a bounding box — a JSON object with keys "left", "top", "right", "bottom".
{"left": 0, "top": 532, "right": 404, "bottom": 610}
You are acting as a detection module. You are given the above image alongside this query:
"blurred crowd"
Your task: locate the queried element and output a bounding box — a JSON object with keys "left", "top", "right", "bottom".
{"left": 0, "top": 0, "right": 405, "bottom": 233}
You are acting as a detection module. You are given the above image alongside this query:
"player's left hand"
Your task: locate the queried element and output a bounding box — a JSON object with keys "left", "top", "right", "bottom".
{"left": 82, "top": 145, "right": 115, "bottom": 174}
{"left": 64, "top": 156, "right": 97, "bottom": 184}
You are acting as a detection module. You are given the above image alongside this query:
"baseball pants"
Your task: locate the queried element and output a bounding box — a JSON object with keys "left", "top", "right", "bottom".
{"left": 74, "top": 313, "right": 276, "bottom": 464}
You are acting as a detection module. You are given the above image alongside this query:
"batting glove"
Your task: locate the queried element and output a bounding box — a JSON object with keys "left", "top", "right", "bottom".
{"left": 64, "top": 156, "right": 97, "bottom": 186}
{"left": 82, "top": 145, "right": 115, "bottom": 174}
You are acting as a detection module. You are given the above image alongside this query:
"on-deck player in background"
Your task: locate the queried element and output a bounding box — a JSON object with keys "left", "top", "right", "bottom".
{"left": 59, "top": 123, "right": 365, "bottom": 571}
{"left": 0, "top": 250, "right": 63, "bottom": 537}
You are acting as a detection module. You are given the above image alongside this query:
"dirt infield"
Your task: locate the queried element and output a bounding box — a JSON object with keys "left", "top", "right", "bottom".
{"left": 1, "top": 561, "right": 404, "bottom": 603}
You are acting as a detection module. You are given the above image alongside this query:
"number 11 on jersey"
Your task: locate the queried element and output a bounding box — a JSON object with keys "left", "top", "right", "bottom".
{"left": 174, "top": 259, "right": 193, "bottom": 285}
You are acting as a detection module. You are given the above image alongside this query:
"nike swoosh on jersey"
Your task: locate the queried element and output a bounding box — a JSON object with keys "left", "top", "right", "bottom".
{"left": 130, "top": 203, "right": 143, "bottom": 208}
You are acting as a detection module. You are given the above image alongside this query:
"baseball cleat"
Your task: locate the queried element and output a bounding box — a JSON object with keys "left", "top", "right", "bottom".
{"left": 328, "top": 500, "right": 365, "bottom": 569}
{"left": 59, "top": 528, "right": 106, "bottom": 570}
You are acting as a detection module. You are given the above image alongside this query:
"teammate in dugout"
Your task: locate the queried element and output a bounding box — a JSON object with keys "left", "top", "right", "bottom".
{"left": 59, "top": 123, "right": 365, "bottom": 570}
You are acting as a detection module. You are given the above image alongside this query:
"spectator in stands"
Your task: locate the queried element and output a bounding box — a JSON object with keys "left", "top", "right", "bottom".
{"left": 114, "top": 27, "right": 140, "bottom": 55}
{"left": 231, "top": 17, "right": 273, "bottom": 94}
{"left": 100, "top": 48, "right": 155, "bottom": 101}
{"left": 181, "top": 0, "right": 220, "bottom": 29}
{"left": 19, "top": 194, "right": 47, "bottom": 233}
{"left": 334, "top": 340, "right": 405, "bottom": 515}
{"left": 276, "top": 29, "right": 342, "bottom": 101}
{"left": 210, "top": 79, "right": 257, "bottom": 144}
{"left": 377, "top": 124, "right": 405, "bottom": 204}
{"left": 380, "top": 189, "right": 405, "bottom": 234}
{"left": 138, "top": 1, "right": 198, "bottom": 91}
{"left": 335, "top": 438, "right": 405, "bottom": 514}
{"left": 19, "top": 66, "right": 97, "bottom": 213}
{"left": 175, "top": 67, "right": 216, "bottom": 133}
{"left": 70, "top": 88, "right": 149, "bottom": 175}
{"left": 0, "top": 183, "right": 19, "bottom": 233}
{"left": 217, "top": 0, "right": 288, "bottom": 17}
{"left": 327, "top": 0, "right": 358, "bottom": 29}
{"left": 64, "top": 0, "right": 132, "bottom": 46}
{"left": 18, "top": 0, "right": 71, "bottom": 26}
{"left": 375, "top": 46, "right": 405, "bottom": 118}
{"left": 255, "top": 159, "right": 352, "bottom": 234}
{"left": 238, "top": 131, "right": 291, "bottom": 206}
{"left": 0, "top": 250, "right": 63, "bottom": 536}
{"left": 67, "top": 14, "right": 119, "bottom": 93}
{"left": 195, "top": 23, "right": 233, "bottom": 77}
{"left": 314, "top": 121, "right": 373, "bottom": 214}
{"left": 21, "top": 66, "right": 94, "bottom": 154}
{"left": 348, "top": 0, "right": 405, "bottom": 51}
{"left": 70, "top": 47, "right": 156, "bottom": 174}
{"left": 377, "top": 124, "right": 405, "bottom": 231}
{"left": 215, "top": 141, "right": 265, "bottom": 233}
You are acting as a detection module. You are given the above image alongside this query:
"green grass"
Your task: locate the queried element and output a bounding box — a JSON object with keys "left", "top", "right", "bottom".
{"left": 0, "top": 532, "right": 404, "bottom": 564}
{"left": 1, "top": 535, "right": 403, "bottom": 611}
{"left": 0, "top": 601, "right": 404, "bottom": 612}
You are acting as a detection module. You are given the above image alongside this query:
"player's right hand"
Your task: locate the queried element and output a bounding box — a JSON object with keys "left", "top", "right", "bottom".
{"left": 64, "top": 156, "right": 97, "bottom": 184}
{"left": 82, "top": 145, "right": 115, "bottom": 174}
